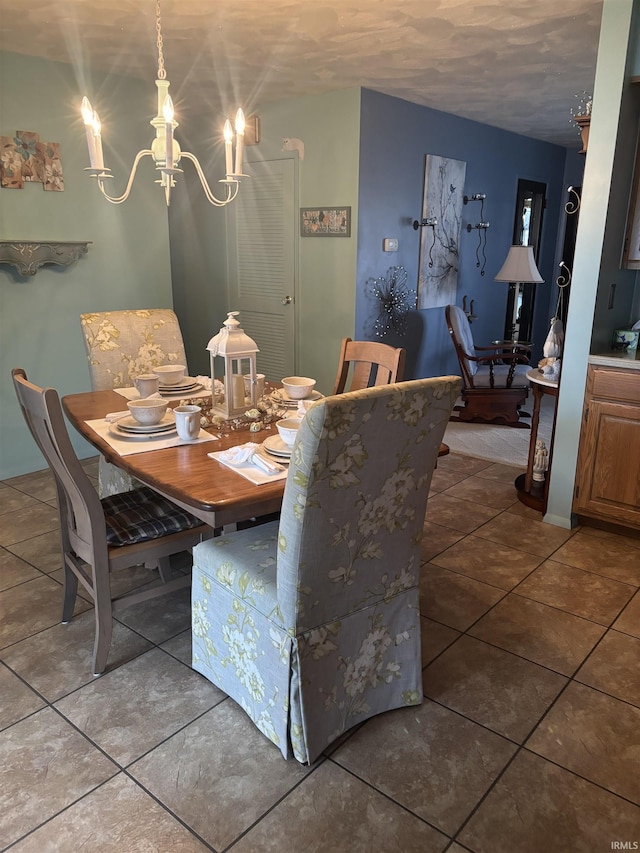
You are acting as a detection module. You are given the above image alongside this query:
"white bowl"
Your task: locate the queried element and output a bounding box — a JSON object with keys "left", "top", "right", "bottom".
{"left": 281, "top": 376, "right": 316, "bottom": 400}
{"left": 153, "top": 364, "right": 186, "bottom": 386}
{"left": 127, "top": 398, "right": 168, "bottom": 425}
{"left": 276, "top": 418, "right": 300, "bottom": 447}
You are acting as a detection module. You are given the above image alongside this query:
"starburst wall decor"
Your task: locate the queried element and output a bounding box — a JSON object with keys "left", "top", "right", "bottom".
{"left": 366, "top": 265, "right": 416, "bottom": 337}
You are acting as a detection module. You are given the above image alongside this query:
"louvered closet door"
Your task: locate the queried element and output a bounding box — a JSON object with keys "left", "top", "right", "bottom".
{"left": 227, "top": 158, "right": 296, "bottom": 382}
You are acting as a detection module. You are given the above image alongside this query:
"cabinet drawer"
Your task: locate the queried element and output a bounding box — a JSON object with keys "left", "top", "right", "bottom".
{"left": 590, "top": 367, "right": 640, "bottom": 404}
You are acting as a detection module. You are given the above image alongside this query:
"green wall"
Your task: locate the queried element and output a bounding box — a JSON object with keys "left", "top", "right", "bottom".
{"left": 169, "top": 88, "right": 360, "bottom": 396}
{"left": 0, "top": 51, "right": 173, "bottom": 478}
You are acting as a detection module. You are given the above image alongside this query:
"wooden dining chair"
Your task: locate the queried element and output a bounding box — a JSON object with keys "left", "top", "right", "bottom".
{"left": 12, "top": 367, "right": 211, "bottom": 676}
{"left": 79, "top": 308, "right": 189, "bottom": 496}
{"left": 332, "top": 337, "right": 406, "bottom": 395}
{"left": 445, "top": 304, "right": 532, "bottom": 428}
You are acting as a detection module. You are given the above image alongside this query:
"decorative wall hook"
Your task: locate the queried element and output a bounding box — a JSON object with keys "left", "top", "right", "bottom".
{"left": 556, "top": 261, "right": 572, "bottom": 288}
{"left": 565, "top": 185, "right": 581, "bottom": 215}
{"left": 412, "top": 216, "right": 437, "bottom": 267}
{"left": 462, "top": 295, "right": 477, "bottom": 323}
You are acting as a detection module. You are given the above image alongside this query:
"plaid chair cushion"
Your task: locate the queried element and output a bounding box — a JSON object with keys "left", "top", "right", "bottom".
{"left": 103, "top": 486, "right": 203, "bottom": 546}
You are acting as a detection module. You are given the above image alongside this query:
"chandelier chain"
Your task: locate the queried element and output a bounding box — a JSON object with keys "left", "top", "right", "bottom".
{"left": 155, "top": 0, "right": 166, "bottom": 80}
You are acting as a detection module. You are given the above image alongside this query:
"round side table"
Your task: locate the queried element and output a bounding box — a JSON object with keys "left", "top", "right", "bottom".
{"left": 514, "top": 368, "right": 559, "bottom": 512}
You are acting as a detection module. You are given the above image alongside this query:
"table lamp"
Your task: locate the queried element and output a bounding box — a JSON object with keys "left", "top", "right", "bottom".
{"left": 494, "top": 245, "right": 544, "bottom": 341}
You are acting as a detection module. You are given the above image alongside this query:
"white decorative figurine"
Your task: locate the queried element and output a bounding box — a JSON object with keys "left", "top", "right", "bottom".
{"left": 532, "top": 439, "right": 549, "bottom": 483}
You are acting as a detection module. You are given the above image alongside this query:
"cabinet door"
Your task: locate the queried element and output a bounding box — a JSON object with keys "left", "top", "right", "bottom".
{"left": 575, "top": 398, "right": 640, "bottom": 525}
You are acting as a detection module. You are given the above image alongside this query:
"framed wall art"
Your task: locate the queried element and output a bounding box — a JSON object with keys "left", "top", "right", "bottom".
{"left": 416, "top": 155, "right": 466, "bottom": 309}
{"left": 300, "top": 206, "right": 351, "bottom": 237}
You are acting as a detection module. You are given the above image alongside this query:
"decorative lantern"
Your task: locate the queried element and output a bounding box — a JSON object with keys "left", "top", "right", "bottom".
{"left": 207, "top": 311, "right": 259, "bottom": 419}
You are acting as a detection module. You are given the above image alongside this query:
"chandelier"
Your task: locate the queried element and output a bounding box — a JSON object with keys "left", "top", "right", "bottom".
{"left": 80, "top": 0, "right": 245, "bottom": 206}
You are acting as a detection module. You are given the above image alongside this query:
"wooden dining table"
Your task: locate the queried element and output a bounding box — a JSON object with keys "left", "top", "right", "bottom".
{"left": 62, "top": 389, "right": 286, "bottom": 528}
{"left": 63, "top": 387, "right": 450, "bottom": 530}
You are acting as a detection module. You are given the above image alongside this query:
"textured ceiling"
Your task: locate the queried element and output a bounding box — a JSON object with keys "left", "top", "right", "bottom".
{"left": 0, "top": 0, "right": 603, "bottom": 148}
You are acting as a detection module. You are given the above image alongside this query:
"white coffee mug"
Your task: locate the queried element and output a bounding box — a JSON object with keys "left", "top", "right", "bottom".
{"left": 174, "top": 405, "right": 201, "bottom": 441}
{"left": 134, "top": 374, "right": 159, "bottom": 397}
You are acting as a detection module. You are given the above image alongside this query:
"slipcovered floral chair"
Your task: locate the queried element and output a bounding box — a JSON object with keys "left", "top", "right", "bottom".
{"left": 80, "top": 309, "right": 189, "bottom": 496}
{"left": 192, "top": 375, "right": 461, "bottom": 763}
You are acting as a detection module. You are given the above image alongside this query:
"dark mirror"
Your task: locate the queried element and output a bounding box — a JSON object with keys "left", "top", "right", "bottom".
{"left": 504, "top": 179, "right": 546, "bottom": 343}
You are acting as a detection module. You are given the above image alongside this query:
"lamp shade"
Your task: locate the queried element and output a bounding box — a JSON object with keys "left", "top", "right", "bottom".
{"left": 494, "top": 245, "right": 544, "bottom": 283}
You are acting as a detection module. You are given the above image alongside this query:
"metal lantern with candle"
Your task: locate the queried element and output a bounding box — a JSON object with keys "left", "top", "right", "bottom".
{"left": 207, "top": 312, "right": 259, "bottom": 419}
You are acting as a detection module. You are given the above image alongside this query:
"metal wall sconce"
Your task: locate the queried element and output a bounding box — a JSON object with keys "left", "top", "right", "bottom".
{"left": 464, "top": 193, "right": 489, "bottom": 275}
{"left": 412, "top": 216, "right": 437, "bottom": 267}
{"left": 462, "top": 295, "right": 477, "bottom": 323}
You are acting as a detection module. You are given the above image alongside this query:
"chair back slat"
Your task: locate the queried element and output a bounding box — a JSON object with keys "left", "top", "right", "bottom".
{"left": 445, "top": 305, "right": 478, "bottom": 387}
{"left": 332, "top": 338, "right": 405, "bottom": 395}
{"left": 12, "top": 369, "right": 104, "bottom": 563}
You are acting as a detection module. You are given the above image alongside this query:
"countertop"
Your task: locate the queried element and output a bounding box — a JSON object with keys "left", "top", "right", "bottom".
{"left": 588, "top": 350, "right": 640, "bottom": 369}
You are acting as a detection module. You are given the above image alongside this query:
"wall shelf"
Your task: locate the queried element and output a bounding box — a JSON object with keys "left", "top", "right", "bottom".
{"left": 0, "top": 241, "right": 91, "bottom": 276}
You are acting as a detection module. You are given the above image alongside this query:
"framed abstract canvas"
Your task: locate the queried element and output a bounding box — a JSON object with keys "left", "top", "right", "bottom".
{"left": 416, "top": 155, "right": 466, "bottom": 309}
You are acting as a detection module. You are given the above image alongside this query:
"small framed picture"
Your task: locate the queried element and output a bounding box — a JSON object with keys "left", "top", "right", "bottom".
{"left": 300, "top": 206, "right": 351, "bottom": 237}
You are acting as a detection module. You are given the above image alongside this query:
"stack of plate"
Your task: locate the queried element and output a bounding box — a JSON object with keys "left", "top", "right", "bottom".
{"left": 157, "top": 376, "right": 203, "bottom": 396}
{"left": 111, "top": 412, "right": 177, "bottom": 440}
{"left": 261, "top": 434, "right": 293, "bottom": 461}
{"left": 270, "top": 388, "right": 324, "bottom": 408}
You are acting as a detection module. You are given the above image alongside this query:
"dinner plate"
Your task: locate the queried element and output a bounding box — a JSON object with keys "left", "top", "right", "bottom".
{"left": 258, "top": 444, "right": 290, "bottom": 465}
{"left": 109, "top": 423, "right": 178, "bottom": 441}
{"left": 158, "top": 382, "right": 203, "bottom": 396}
{"left": 116, "top": 413, "right": 176, "bottom": 434}
{"left": 271, "top": 388, "right": 324, "bottom": 404}
{"left": 158, "top": 375, "right": 199, "bottom": 389}
{"left": 270, "top": 397, "right": 298, "bottom": 409}
{"left": 262, "top": 434, "right": 292, "bottom": 458}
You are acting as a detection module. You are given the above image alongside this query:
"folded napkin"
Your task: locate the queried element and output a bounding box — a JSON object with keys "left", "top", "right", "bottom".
{"left": 214, "top": 442, "right": 284, "bottom": 474}
{"left": 105, "top": 411, "right": 130, "bottom": 423}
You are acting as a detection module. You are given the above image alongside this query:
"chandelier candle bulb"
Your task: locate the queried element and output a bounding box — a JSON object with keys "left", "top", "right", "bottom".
{"left": 92, "top": 112, "right": 104, "bottom": 170}
{"left": 234, "top": 108, "right": 245, "bottom": 176}
{"left": 224, "top": 120, "right": 234, "bottom": 177}
{"left": 81, "top": 97, "right": 98, "bottom": 168}
{"left": 163, "top": 95, "right": 174, "bottom": 170}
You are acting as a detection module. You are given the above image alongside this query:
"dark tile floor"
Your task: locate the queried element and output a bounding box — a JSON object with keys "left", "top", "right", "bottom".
{"left": 1, "top": 453, "right": 639, "bottom": 852}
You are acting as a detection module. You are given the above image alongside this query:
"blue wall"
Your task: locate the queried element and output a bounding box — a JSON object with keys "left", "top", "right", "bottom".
{"left": 356, "top": 89, "right": 570, "bottom": 380}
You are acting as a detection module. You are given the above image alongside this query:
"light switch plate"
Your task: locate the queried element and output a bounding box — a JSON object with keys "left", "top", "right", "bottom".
{"left": 383, "top": 238, "right": 398, "bottom": 252}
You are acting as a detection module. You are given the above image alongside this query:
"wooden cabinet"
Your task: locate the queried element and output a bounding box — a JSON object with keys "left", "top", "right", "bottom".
{"left": 574, "top": 364, "right": 640, "bottom": 529}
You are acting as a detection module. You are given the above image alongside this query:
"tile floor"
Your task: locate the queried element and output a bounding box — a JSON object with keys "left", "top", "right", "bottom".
{"left": 1, "top": 453, "right": 639, "bottom": 852}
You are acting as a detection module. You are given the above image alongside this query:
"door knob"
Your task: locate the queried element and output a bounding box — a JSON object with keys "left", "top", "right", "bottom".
{"left": 281, "top": 296, "right": 292, "bottom": 305}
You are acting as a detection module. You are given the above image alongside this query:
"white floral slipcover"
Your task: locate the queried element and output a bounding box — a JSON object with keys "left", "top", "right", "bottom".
{"left": 192, "top": 375, "right": 461, "bottom": 763}
{"left": 80, "top": 309, "right": 189, "bottom": 496}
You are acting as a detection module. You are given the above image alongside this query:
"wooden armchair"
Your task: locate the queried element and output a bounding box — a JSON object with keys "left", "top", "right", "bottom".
{"left": 332, "top": 338, "right": 405, "bottom": 395}
{"left": 445, "top": 304, "right": 532, "bottom": 428}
